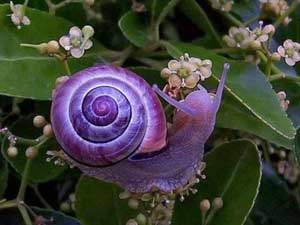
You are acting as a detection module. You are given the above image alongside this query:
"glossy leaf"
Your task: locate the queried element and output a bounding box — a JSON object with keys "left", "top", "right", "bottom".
{"left": 151, "top": 0, "right": 180, "bottom": 28}
{"left": 0, "top": 156, "right": 8, "bottom": 197}
{"left": 172, "top": 140, "right": 261, "bottom": 225}
{"left": 1, "top": 116, "right": 66, "bottom": 183}
{"left": 218, "top": 92, "right": 294, "bottom": 149}
{"left": 75, "top": 176, "right": 135, "bottom": 225}
{"left": 164, "top": 41, "right": 296, "bottom": 141}
{"left": 119, "top": 11, "right": 148, "bottom": 47}
{"left": 130, "top": 66, "right": 164, "bottom": 85}
{"left": 0, "top": 4, "right": 103, "bottom": 100}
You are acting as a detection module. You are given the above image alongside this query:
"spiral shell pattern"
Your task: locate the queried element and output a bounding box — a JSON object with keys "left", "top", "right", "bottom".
{"left": 51, "top": 66, "right": 167, "bottom": 167}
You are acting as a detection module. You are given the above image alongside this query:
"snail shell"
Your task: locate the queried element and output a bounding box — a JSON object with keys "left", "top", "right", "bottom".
{"left": 51, "top": 64, "right": 229, "bottom": 193}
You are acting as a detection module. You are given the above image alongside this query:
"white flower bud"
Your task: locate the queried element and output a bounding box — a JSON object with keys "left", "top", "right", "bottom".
{"left": 43, "top": 124, "right": 53, "bottom": 137}
{"left": 136, "top": 213, "right": 147, "bottom": 225}
{"left": 33, "top": 115, "right": 47, "bottom": 128}
{"left": 128, "top": 198, "right": 139, "bottom": 210}
{"left": 25, "top": 146, "right": 38, "bottom": 159}
{"left": 82, "top": 25, "right": 95, "bottom": 38}
{"left": 271, "top": 52, "right": 281, "bottom": 61}
{"left": 199, "top": 199, "right": 211, "bottom": 214}
{"left": 47, "top": 40, "right": 60, "bottom": 54}
{"left": 212, "top": 197, "right": 223, "bottom": 209}
{"left": 7, "top": 146, "right": 18, "bottom": 158}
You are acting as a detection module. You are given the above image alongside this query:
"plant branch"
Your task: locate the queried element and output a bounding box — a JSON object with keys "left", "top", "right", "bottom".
{"left": 269, "top": 73, "right": 300, "bottom": 82}
{"left": 222, "top": 12, "right": 244, "bottom": 27}
{"left": 17, "top": 160, "right": 32, "bottom": 201}
{"left": 18, "top": 205, "right": 32, "bottom": 225}
{"left": 32, "top": 186, "right": 53, "bottom": 210}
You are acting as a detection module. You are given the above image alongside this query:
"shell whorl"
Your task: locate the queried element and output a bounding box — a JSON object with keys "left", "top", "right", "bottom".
{"left": 51, "top": 66, "right": 167, "bottom": 167}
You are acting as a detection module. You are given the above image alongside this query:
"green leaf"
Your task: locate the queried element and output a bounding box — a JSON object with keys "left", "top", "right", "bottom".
{"left": 0, "top": 156, "right": 8, "bottom": 197}
{"left": 151, "top": 0, "right": 180, "bottom": 28}
{"left": 172, "top": 140, "right": 262, "bottom": 225}
{"left": 163, "top": 41, "right": 296, "bottom": 141}
{"left": 0, "top": 4, "right": 103, "bottom": 100}
{"left": 1, "top": 116, "right": 66, "bottom": 183}
{"left": 75, "top": 176, "right": 135, "bottom": 225}
{"left": 130, "top": 66, "right": 164, "bottom": 85}
{"left": 119, "top": 11, "right": 149, "bottom": 47}
{"left": 217, "top": 93, "right": 294, "bottom": 149}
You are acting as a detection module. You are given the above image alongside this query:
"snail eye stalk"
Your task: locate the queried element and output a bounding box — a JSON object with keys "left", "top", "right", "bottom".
{"left": 152, "top": 84, "right": 197, "bottom": 116}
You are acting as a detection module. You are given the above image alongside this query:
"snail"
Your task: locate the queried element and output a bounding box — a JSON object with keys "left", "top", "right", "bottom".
{"left": 51, "top": 64, "right": 229, "bottom": 193}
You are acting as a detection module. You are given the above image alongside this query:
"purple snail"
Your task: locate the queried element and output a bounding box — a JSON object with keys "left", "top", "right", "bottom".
{"left": 51, "top": 64, "right": 229, "bottom": 193}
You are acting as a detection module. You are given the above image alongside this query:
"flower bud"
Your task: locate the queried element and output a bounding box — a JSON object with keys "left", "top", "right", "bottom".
{"left": 199, "top": 199, "right": 211, "bottom": 214}
{"left": 126, "top": 219, "right": 138, "bottom": 225}
{"left": 263, "top": 24, "right": 275, "bottom": 35}
{"left": 33, "top": 115, "right": 47, "bottom": 128}
{"left": 43, "top": 124, "right": 53, "bottom": 137}
{"left": 82, "top": 25, "right": 95, "bottom": 38}
{"left": 212, "top": 197, "right": 223, "bottom": 209}
{"left": 136, "top": 213, "right": 147, "bottom": 225}
{"left": 60, "top": 202, "right": 71, "bottom": 212}
{"left": 160, "top": 68, "right": 172, "bottom": 79}
{"left": 283, "top": 17, "right": 292, "bottom": 26}
{"left": 7, "top": 146, "right": 18, "bottom": 158}
{"left": 279, "top": 150, "right": 286, "bottom": 159}
{"left": 118, "top": 191, "right": 131, "bottom": 200}
{"left": 25, "top": 146, "right": 38, "bottom": 159}
{"left": 47, "top": 40, "right": 60, "bottom": 54}
{"left": 128, "top": 198, "right": 139, "bottom": 210}
{"left": 85, "top": 0, "right": 94, "bottom": 6}
{"left": 250, "top": 40, "right": 261, "bottom": 50}
{"left": 55, "top": 76, "right": 70, "bottom": 88}
{"left": 141, "top": 193, "right": 152, "bottom": 201}
{"left": 271, "top": 52, "right": 281, "bottom": 61}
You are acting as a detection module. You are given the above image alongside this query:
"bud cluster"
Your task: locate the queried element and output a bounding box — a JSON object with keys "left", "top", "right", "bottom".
{"left": 161, "top": 53, "right": 212, "bottom": 98}
{"left": 260, "top": 0, "right": 292, "bottom": 25}
{"left": 9, "top": 1, "right": 30, "bottom": 29}
{"left": 208, "top": 0, "right": 234, "bottom": 12}
{"left": 120, "top": 190, "right": 175, "bottom": 225}
{"left": 223, "top": 22, "right": 275, "bottom": 50}
{"left": 276, "top": 91, "right": 290, "bottom": 111}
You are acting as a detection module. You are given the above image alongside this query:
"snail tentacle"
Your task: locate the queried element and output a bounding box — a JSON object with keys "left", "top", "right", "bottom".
{"left": 152, "top": 84, "right": 197, "bottom": 116}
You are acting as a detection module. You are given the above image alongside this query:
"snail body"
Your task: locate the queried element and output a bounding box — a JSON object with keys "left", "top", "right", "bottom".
{"left": 51, "top": 65, "right": 229, "bottom": 193}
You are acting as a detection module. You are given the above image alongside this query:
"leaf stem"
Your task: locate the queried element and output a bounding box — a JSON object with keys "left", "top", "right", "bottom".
{"left": 32, "top": 185, "right": 53, "bottom": 209}
{"left": 18, "top": 205, "right": 32, "bottom": 225}
{"left": 152, "top": 0, "right": 180, "bottom": 42}
{"left": 222, "top": 12, "right": 244, "bottom": 27}
{"left": 17, "top": 160, "right": 32, "bottom": 201}
{"left": 269, "top": 73, "right": 300, "bottom": 82}
{"left": 265, "top": 58, "right": 272, "bottom": 78}
{"left": 243, "top": 15, "right": 260, "bottom": 26}
{"left": 0, "top": 200, "right": 17, "bottom": 210}
{"left": 63, "top": 59, "right": 72, "bottom": 75}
